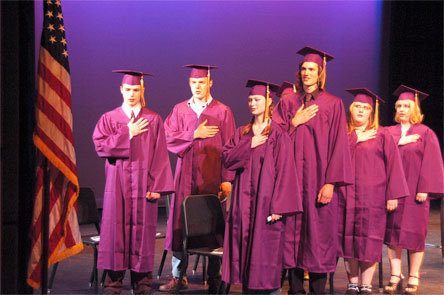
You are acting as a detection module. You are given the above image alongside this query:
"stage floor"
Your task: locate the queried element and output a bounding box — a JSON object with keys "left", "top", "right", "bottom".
{"left": 43, "top": 200, "right": 444, "bottom": 294}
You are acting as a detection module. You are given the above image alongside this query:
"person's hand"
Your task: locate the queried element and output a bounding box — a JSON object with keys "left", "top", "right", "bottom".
{"left": 218, "top": 182, "right": 232, "bottom": 201}
{"left": 416, "top": 192, "right": 428, "bottom": 202}
{"left": 128, "top": 117, "right": 149, "bottom": 139}
{"left": 386, "top": 199, "right": 398, "bottom": 211}
{"left": 317, "top": 183, "right": 334, "bottom": 204}
{"left": 193, "top": 119, "right": 219, "bottom": 139}
{"left": 398, "top": 134, "right": 420, "bottom": 146}
{"left": 270, "top": 214, "right": 282, "bottom": 222}
{"left": 291, "top": 104, "right": 319, "bottom": 127}
{"left": 146, "top": 192, "right": 160, "bottom": 201}
{"left": 356, "top": 129, "right": 377, "bottom": 143}
{"left": 251, "top": 134, "right": 268, "bottom": 148}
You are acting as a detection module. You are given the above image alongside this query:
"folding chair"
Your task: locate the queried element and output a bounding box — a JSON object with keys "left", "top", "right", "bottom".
{"left": 48, "top": 187, "right": 101, "bottom": 293}
{"left": 157, "top": 194, "right": 204, "bottom": 280}
{"left": 175, "top": 194, "right": 225, "bottom": 293}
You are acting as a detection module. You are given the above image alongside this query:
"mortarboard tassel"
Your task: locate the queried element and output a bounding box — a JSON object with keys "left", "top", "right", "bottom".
{"left": 140, "top": 76, "right": 146, "bottom": 107}
{"left": 374, "top": 98, "right": 380, "bottom": 129}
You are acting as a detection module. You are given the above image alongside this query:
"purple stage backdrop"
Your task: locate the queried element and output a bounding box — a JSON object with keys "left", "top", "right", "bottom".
{"left": 35, "top": 1, "right": 383, "bottom": 206}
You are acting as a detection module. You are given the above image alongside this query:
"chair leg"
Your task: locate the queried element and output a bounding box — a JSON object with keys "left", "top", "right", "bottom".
{"left": 100, "top": 270, "right": 107, "bottom": 287}
{"left": 157, "top": 249, "right": 168, "bottom": 279}
{"left": 378, "top": 260, "right": 383, "bottom": 291}
{"left": 93, "top": 246, "right": 99, "bottom": 292}
{"left": 193, "top": 254, "right": 200, "bottom": 275}
{"left": 329, "top": 272, "right": 334, "bottom": 294}
{"left": 202, "top": 256, "right": 207, "bottom": 285}
{"left": 48, "top": 262, "right": 59, "bottom": 292}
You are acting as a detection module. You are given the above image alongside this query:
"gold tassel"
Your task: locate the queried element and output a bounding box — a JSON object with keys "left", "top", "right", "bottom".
{"left": 140, "top": 76, "right": 146, "bottom": 107}
{"left": 374, "top": 98, "right": 380, "bottom": 129}
{"left": 414, "top": 91, "right": 419, "bottom": 107}
{"left": 293, "top": 83, "right": 297, "bottom": 93}
{"left": 322, "top": 55, "right": 327, "bottom": 90}
{"left": 265, "top": 84, "right": 270, "bottom": 124}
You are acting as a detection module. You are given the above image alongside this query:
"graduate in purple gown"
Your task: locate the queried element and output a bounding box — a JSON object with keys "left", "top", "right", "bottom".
{"left": 337, "top": 88, "right": 409, "bottom": 294}
{"left": 221, "top": 80, "right": 302, "bottom": 294}
{"left": 384, "top": 85, "right": 444, "bottom": 295}
{"left": 93, "top": 70, "right": 174, "bottom": 294}
{"left": 161, "top": 65, "right": 236, "bottom": 293}
{"left": 274, "top": 46, "right": 353, "bottom": 294}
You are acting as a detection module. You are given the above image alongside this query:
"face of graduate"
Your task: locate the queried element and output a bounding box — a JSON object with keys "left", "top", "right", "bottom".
{"left": 351, "top": 102, "right": 372, "bottom": 127}
{"left": 248, "top": 95, "right": 269, "bottom": 117}
{"left": 395, "top": 99, "right": 413, "bottom": 123}
{"left": 189, "top": 77, "right": 213, "bottom": 101}
{"left": 300, "top": 62, "right": 319, "bottom": 87}
{"left": 120, "top": 84, "right": 142, "bottom": 108}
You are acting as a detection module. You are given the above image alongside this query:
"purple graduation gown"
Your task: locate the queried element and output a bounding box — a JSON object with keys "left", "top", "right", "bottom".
{"left": 164, "top": 99, "right": 236, "bottom": 251}
{"left": 93, "top": 107, "right": 174, "bottom": 272}
{"left": 384, "top": 124, "right": 444, "bottom": 251}
{"left": 221, "top": 123, "right": 302, "bottom": 290}
{"left": 337, "top": 127, "right": 409, "bottom": 263}
{"left": 274, "top": 90, "right": 353, "bottom": 273}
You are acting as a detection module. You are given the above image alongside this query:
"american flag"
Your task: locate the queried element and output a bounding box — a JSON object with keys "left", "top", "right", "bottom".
{"left": 27, "top": 0, "right": 83, "bottom": 288}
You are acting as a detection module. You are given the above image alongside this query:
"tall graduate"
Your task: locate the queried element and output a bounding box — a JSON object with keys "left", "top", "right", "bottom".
{"left": 384, "top": 85, "right": 444, "bottom": 295}
{"left": 162, "top": 65, "right": 235, "bottom": 293}
{"left": 337, "top": 88, "right": 409, "bottom": 294}
{"left": 93, "top": 70, "right": 174, "bottom": 294}
{"left": 221, "top": 80, "right": 302, "bottom": 294}
{"left": 274, "top": 46, "right": 353, "bottom": 294}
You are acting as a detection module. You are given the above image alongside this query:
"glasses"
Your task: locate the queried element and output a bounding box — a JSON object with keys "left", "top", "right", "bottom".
{"left": 353, "top": 104, "right": 372, "bottom": 111}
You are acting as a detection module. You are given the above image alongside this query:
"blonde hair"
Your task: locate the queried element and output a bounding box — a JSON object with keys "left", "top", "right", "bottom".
{"left": 347, "top": 102, "right": 377, "bottom": 133}
{"left": 394, "top": 99, "right": 424, "bottom": 124}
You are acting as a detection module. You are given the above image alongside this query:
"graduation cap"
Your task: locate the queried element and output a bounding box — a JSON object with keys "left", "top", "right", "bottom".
{"left": 246, "top": 79, "right": 280, "bottom": 124}
{"left": 297, "top": 46, "right": 334, "bottom": 90}
{"left": 346, "top": 88, "right": 385, "bottom": 129}
{"left": 113, "top": 70, "right": 153, "bottom": 107}
{"left": 393, "top": 84, "right": 429, "bottom": 106}
{"left": 279, "top": 81, "right": 297, "bottom": 97}
{"left": 183, "top": 64, "right": 217, "bottom": 80}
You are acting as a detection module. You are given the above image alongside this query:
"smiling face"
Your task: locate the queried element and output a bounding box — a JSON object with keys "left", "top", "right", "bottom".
{"left": 189, "top": 77, "right": 212, "bottom": 101}
{"left": 120, "top": 84, "right": 142, "bottom": 108}
{"left": 350, "top": 102, "right": 372, "bottom": 127}
{"left": 300, "top": 61, "right": 320, "bottom": 88}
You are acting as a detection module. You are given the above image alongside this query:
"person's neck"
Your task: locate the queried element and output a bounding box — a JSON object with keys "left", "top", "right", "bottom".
{"left": 303, "top": 84, "right": 318, "bottom": 94}
{"left": 355, "top": 123, "right": 368, "bottom": 131}
{"left": 194, "top": 94, "right": 210, "bottom": 103}
{"left": 401, "top": 121, "right": 411, "bottom": 129}
{"left": 253, "top": 114, "right": 267, "bottom": 125}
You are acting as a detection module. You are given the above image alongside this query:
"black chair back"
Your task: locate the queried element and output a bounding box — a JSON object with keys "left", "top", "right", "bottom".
{"left": 182, "top": 194, "right": 225, "bottom": 250}
{"left": 76, "top": 187, "right": 100, "bottom": 232}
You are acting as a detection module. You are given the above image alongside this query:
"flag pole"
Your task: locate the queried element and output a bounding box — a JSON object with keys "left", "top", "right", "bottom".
{"left": 41, "top": 157, "right": 50, "bottom": 294}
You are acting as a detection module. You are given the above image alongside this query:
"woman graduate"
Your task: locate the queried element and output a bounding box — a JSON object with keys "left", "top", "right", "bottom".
{"left": 384, "top": 85, "right": 444, "bottom": 295}
{"left": 221, "top": 80, "right": 302, "bottom": 294}
{"left": 337, "top": 88, "right": 409, "bottom": 294}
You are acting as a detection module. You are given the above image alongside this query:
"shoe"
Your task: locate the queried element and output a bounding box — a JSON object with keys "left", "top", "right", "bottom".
{"left": 383, "top": 274, "right": 403, "bottom": 294}
{"left": 345, "top": 283, "right": 360, "bottom": 294}
{"left": 404, "top": 275, "right": 419, "bottom": 295}
{"left": 158, "top": 277, "right": 188, "bottom": 293}
{"left": 359, "top": 284, "right": 372, "bottom": 294}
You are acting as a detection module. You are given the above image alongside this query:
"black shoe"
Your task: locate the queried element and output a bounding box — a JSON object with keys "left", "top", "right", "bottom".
{"left": 207, "top": 276, "right": 221, "bottom": 294}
